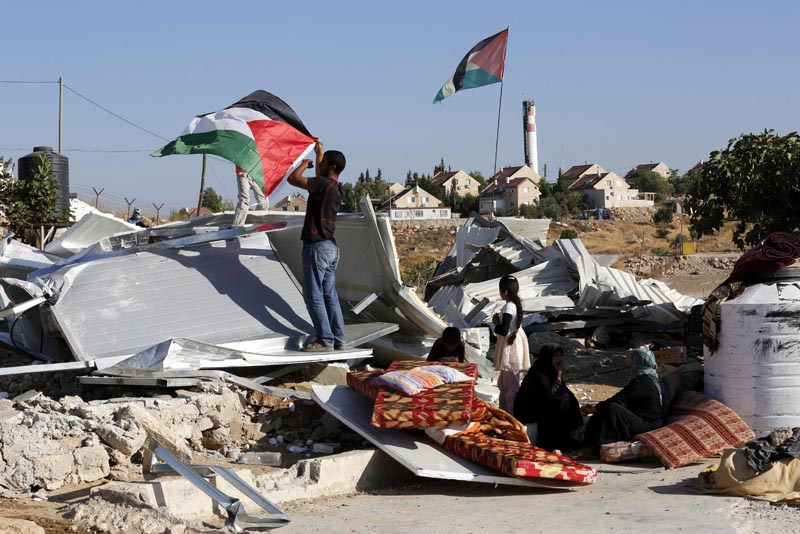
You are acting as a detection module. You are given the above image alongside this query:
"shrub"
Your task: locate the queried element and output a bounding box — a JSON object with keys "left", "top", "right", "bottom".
{"left": 559, "top": 229, "right": 579, "bottom": 240}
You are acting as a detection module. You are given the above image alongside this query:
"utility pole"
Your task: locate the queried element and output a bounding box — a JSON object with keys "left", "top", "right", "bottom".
{"left": 196, "top": 154, "right": 207, "bottom": 218}
{"left": 58, "top": 76, "right": 63, "bottom": 154}
{"left": 92, "top": 187, "right": 104, "bottom": 209}
{"left": 124, "top": 197, "right": 136, "bottom": 219}
{"left": 152, "top": 202, "right": 164, "bottom": 226}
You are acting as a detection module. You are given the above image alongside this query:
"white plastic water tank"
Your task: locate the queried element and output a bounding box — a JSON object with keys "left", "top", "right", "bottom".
{"left": 704, "top": 273, "right": 800, "bottom": 436}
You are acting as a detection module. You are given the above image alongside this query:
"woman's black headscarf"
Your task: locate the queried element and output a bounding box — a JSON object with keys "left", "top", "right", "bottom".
{"left": 532, "top": 343, "right": 562, "bottom": 383}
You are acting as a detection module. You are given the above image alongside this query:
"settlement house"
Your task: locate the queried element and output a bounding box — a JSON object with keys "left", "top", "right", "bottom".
{"left": 272, "top": 193, "right": 307, "bottom": 212}
{"left": 432, "top": 170, "right": 481, "bottom": 199}
{"left": 478, "top": 165, "right": 541, "bottom": 214}
{"left": 561, "top": 163, "right": 654, "bottom": 209}
{"left": 629, "top": 162, "right": 671, "bottom": 179}
{"left": 383, "top": 185, "right": 451, "bottom": 220}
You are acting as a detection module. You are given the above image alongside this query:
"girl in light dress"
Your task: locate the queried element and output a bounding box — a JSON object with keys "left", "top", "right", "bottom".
{"left": 492, "top": 275, "right": 531, "bottom": 413}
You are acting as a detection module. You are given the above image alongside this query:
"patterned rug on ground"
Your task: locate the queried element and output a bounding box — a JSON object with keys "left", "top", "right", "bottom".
{"left": 636, "top": 390, "right": 755, "bottom": 469}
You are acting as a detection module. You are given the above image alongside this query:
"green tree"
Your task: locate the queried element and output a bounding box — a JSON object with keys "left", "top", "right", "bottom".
{"left": 538, "top": 178, "right": 552, "bottom": 198}
{"left": 468, "top": 171, "right": 486, "bottom": 189}
{"left": 653, "top": 206, "right": 674, "bottom": 226}
{"left": 626, "top": 169, "right": 671, "bottom": 202}
{"left": 1, "top": 154, "right": 64, "bottom": 237}
{"left": 434, "top": 158, "right": 446, "bottom": 175}
{"left": 202, "top": 187, "right": 224, "bottom": 212}
{"left": 686, "top": 130, "right": 800, "bottom": 249}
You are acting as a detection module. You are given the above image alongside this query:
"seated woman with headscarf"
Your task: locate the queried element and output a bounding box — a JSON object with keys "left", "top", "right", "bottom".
{"left": 583, "top": 346, "right": 664, "bottom": 449}
{"left": 513, "top": 344, "right": 584, "bottom": 451}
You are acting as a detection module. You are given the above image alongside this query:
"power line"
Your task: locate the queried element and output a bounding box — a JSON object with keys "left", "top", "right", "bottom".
{"left": 63, "top": 84, "right": 169, "bottom": 141}
{"left": 0, "top": 80, "right": 57, "bottom": 84}
{"left": 0, "top": 147, "right": 151, "bottom": 153}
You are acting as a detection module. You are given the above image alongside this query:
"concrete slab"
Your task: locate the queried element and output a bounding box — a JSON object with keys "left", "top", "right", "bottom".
{"left": 93, "top": 449, "right": 410, "bottom": 521}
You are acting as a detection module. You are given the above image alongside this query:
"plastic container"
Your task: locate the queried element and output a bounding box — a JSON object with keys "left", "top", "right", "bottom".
{"left": 704, "top": 275, "right": 800, "bottom": 436}
{"left": 17, "top": 146, "right": 70, "bottom": 214}
{"left": 237, "top": 451, "right": 281, "bottom": 466}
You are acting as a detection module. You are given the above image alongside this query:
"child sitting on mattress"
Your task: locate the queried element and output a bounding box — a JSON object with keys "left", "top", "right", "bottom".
{"left": 427, "top": 326, "right": 466, "bottom": 363}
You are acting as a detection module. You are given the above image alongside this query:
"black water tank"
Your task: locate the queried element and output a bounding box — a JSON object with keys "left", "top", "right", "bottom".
{"left": 17, "top": 146, "right": 70, "bottom": 213}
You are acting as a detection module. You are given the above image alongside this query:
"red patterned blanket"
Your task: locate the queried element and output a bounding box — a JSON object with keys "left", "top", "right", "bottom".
{"left": 636, "top": 391, "right": 755, "bottom": 469}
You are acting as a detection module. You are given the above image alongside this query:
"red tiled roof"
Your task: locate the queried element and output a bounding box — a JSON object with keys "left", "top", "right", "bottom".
{"left": 432, "top": 171, "right": 458, "bottom": 187}
{"left": 480, "top": 176, "right": 537, "bottom": 196}
{"left": 568, "top": 172, "right": 609, "bottom": 190}
{"left": 487, "top": 166, "right": 524, "bottom": 182}
{"left": 634, "top": 163, "right": 661, "bottom": 171}
{"left": 561, "top": 164, "right": 595, "bottom": 181}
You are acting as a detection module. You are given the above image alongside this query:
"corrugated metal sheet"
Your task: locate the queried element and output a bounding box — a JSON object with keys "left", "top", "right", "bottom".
{"left": 456, "top": 226, "right": 500, "bottom": 270}
{"left": 45, "top": 211, "right": 143, "bottom": 258}
{"left": 494, "top": 217, "right": 550, "bottom": 245}
{"left": 44, "top": 232, "right": 313, "bottom": 361}
{"left": 556, "top": 238, "right": 701, "bottom": 323}
{"left": 429, "top": 259, "right": 578, "bottom": 326}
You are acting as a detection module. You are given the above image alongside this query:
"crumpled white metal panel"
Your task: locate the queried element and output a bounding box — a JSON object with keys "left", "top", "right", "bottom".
{"left": 456, "top": 226, "right": 500, "bottom": 271}
{"left": 556, "top": 238, "right": 702, "bottom": 322}
{"left": 45, "top": 211, "right": 143, "bottom": 258}
{"left": 43, "top": 232, "right": 314, "bottom": 361}
{"left": 428, "top": 258, "right": 578, "bottom": 326}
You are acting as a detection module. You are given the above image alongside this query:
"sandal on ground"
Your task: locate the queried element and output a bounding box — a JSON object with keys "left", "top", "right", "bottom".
{"left": 303, "top": 341, "right": 332, "bottom": 352}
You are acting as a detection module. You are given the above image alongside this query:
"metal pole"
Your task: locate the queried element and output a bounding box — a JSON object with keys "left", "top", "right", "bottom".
{"left": 493, "top": 80, "right": 504, "bottom": 175}
{"left": 92, "top": 187, "right": 104, "bottom": 209}
{"left": 58, "top": 76, "right": 63, "bottom": 154}
{"left": 196, "top": 154, "right": 207, "bottom": 218}
{"left": 124, "top": 197, "right": 136, "bottom": 219}
{"left": 152, "top": 202, "right": 164, "bottom": 226}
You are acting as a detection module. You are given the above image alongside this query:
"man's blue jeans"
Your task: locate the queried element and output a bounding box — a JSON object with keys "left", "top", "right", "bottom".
{"left": 302, "top": 240, "right": 346, "bottom": 347}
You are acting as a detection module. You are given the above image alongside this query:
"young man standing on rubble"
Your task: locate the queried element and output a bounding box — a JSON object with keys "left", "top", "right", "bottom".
{"left": 288, "top": 140, "right": 347, "bottom": 351}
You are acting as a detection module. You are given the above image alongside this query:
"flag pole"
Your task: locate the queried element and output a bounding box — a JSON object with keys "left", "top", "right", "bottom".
{"left": 196, "top": 154, "right": 206, "bottom": 218}
{"left": 493, "top": 79, "right": 504, "bottom": 175}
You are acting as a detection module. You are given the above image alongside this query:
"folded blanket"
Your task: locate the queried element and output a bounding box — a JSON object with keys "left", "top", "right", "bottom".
{"left": 636, "top": 391, "right": 755, "bottom": 469}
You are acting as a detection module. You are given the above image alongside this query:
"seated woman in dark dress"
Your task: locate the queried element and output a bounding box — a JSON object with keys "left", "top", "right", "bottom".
{"left": 513, "top": 344, "right": 584, "bottom": 451}
{"left": 583, "top": 346, "right": 664, "bottom": 449}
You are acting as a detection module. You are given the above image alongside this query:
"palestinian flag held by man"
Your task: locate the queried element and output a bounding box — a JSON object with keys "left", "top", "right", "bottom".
{"left": 152, "top": 90, "right": 315, "bottom": 196}
{"left": 433, "top": 28, "right": 509, "bottom": 103}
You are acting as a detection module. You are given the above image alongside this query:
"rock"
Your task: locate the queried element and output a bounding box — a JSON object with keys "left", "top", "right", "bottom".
{"left": 229, "top": 421, "right": 268, "bottom": 443}
{"left": 95, "top": 423, "right": 146, "bottom": 456}
{"left": 117, "top": 405, "right": 192, "bottom": 464}
{"left": 34, "top": 453, "right": 74, "bottom": 490}
{"left": 201, "top": 427, "right": 230, "bottom": 450}
{"left": 0, "top": 518, "right": 46, "bottom": 534}
{"left": 74, "top": 445, "right": 111, "bottom": 483}
{"left": 305, "top": 362, "right": 351, "bottom": 386}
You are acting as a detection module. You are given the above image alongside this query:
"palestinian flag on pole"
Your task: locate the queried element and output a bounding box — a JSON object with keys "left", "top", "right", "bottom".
{"left": 152, "top": 90, "right": 315, "bottom": 196}
{"left": 433, "top": 29, "right": 508, "bottom": 103}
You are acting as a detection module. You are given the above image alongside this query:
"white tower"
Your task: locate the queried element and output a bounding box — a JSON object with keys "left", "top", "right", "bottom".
{"left": 522, "top": 100, "right": 538, "bottom": 174}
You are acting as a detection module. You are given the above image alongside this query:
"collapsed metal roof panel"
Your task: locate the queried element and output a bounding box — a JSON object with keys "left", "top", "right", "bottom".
{"left": 42, "top": 232, "right": 314, "bottom": 361}
{"left": 456, "top": 226, "right": 501, "bottom": 271}
{"left": 556, "top": 238, "right": 701, "bottom": 322}
{"left": 312, "top": 385, "right": 560, "bottom": 488}
{"left": 494, "top": 217, "right": 551, "bottom": 245}
{"left": 428, "top": 258, "right": 578, "bottom": 326}
{"left": 45, "top": 211, "right": 143, "bottom": 258}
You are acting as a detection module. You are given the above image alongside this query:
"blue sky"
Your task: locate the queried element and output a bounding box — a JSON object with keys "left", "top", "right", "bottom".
{"left": 2, "top": 0, "right": 799, "bottom": 216}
